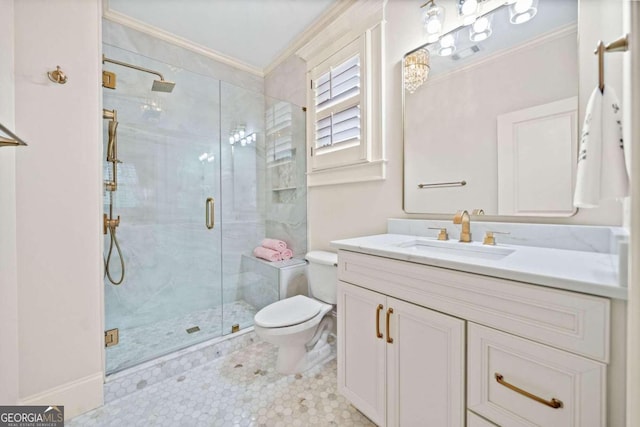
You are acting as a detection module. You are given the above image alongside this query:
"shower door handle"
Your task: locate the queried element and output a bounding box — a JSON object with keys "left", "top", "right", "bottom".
{"left": 205, "top": 197, "right": 215, "bottom": 229}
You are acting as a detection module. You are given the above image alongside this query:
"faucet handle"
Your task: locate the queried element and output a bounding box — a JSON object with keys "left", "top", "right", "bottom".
{"left": 483, "top": 230, "right": 510, "bottom": 246}
{"left": 428, "top": 227, "right": 449, "bottom": 241}
{"left": 472, "top": 209, "right": 485, "bottom": 215}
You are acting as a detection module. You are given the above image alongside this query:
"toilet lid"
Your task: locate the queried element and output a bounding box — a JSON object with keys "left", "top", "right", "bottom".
{"left": 254, "top": 295, "right": 322, "bottom": 328}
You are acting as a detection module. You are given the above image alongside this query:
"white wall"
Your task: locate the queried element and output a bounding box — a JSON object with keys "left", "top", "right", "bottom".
{"left": 13, "top": 0, "right": 103, "bottom": 417}
{"left": 263, "top": 0, "right": 627, "bottom": 251}
{"left": 0, "top": 0, "right": 19, "bottom": 406}
{"left": 625, "top": 1, "right": 640, "bottom": 424}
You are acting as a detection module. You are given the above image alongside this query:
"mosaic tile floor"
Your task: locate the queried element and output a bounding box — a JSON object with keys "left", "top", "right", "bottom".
{"left": 107, "top": 300, "right": 258, "bottom": 373}
{"left": 70, "top": 339, "right": 375, "bottom": 427}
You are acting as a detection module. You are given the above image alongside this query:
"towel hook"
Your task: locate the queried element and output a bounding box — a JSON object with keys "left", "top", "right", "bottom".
{"left": 47, "top": 65, "right": 68, "bottom": 84}
{"left": 594, "top": 34, "right": 629, "bottom": 93}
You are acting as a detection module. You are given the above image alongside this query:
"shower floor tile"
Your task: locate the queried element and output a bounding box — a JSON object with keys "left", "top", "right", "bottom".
{"left": 107, "top": 300, "right": 258, "bottom": 373}
{"left": 70, "top": 340, "right": 374, "bottom": 427}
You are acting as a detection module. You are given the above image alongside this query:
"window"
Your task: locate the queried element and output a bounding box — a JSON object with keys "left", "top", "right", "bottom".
{"left": 309, "top": 38, "right": 367, "bottom": 171}
{"left": 298, "top": 1, "right": 385, "bottom": 186}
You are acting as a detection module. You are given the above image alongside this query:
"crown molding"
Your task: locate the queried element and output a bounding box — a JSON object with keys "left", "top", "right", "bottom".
{"left": 263, "top": 0, "right": 358, "bottom": 76}
{"left": 102, "top": 0, "right": 264, "bottom": 77}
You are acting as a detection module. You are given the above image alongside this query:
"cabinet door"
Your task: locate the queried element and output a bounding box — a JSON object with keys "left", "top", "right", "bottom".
{"left": 337, "top": 281, "right": 387, "bottom": 426}
{"left": 387, "top": 297, "right": 466, "bottom": 427}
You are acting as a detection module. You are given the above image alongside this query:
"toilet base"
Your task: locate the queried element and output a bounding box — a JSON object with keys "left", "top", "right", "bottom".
{"left": 275, "top": 330, "right": 333, "bottom": 374}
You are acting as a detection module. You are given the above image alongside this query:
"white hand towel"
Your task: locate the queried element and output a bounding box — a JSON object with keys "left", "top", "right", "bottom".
{"left": 573, "top": 87, "right": 629, "bottom": 208}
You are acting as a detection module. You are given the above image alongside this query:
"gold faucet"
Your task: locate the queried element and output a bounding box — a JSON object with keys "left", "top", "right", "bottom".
{"left": 453, "top": 210, "right": 472, "bottom": 243}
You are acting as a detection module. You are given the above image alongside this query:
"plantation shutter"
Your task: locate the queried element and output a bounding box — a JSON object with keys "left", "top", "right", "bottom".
{"left": 313, "top": 54, "right": 361, "bottom": 154}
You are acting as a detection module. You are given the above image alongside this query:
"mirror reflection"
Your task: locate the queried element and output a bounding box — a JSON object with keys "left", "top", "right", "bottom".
{"left": 403, "top": 0, "right": 578, "bottom": 216}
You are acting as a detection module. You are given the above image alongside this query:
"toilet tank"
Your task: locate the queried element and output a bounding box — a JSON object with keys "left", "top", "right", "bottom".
{"left": 305, "top": 251, "right": 338, "bottom": 304}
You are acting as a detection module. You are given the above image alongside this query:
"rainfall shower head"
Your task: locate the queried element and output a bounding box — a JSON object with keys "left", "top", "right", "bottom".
{"left": 102, "top": 55, "right": 176, "bottom": 93}
{"left": 152, "top": 79, "right": 176, "bottom": 93}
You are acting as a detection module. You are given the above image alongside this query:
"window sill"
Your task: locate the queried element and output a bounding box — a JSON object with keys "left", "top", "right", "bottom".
{"left": 307, "top": 159, "right": 387, "bottom": 187}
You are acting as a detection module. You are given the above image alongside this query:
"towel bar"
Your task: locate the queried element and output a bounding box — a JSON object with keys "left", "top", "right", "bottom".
{"left": 418, "top": 180, "right": 466, "bottom": 189}
{"left": 0, "top": 122, "right": 28, "bottom": 148}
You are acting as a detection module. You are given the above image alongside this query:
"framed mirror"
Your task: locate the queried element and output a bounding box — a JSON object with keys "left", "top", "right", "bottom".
{"left": 403, "top": 0, "right": 579, "bottom": 216}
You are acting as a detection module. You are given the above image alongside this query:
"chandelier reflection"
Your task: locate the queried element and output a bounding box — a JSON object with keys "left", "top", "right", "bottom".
{"left": 404, "top": 48, "right": 430, "bottom": 94}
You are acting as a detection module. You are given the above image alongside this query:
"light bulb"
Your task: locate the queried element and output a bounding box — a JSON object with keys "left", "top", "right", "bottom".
{"left": 473, "top": 16, "right": 489, "bottom": 32}
{"left": 252, "top": 134, "right": 257, "bottom": 141}
{"left": 439, "top": 47, "right": 454, "bottom": 56}
{"left": 229, "top": 136, "right": 235, "bottom": 144}
{"left": 239, "top": 129, "right": 245, "bottom": 137}
{"left": 514, "top": 0, "right": 533, "bottom": 13}
{"left": 234, "top": 133, "right": 240, "bottom": 141}
{"left": 426, "top": 18, "right": 441, "bottom": 35}
{"left": 207, "top": 155, "right": 215, "bottom": 162}
{"left": 240, "top": 139, "right": 246, "bottom": 147}
{"left": 440, "top": 34, "right": 455, "bottom": 48}
{"left": 460, "top": 0, "right": 477, "bottom": 15}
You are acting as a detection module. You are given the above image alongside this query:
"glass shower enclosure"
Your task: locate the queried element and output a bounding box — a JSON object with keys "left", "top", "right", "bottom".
{"left": 102, "top": 45, "right": 306, "bottom": 374}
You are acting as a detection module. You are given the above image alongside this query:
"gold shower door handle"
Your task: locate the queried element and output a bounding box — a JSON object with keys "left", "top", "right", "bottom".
{"left": 375, "top": 304, "right": 383, "bottom": 339}
{"left": 206, "top": 197, "right": 215, "bottom": 229}
{"left": 386, "top": 308, "right": 394, "bottom": 344}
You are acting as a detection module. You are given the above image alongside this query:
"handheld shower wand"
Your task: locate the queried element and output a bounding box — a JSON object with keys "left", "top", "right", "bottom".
{"left": 103, "top": 108, "right": 125, "bottom": 285}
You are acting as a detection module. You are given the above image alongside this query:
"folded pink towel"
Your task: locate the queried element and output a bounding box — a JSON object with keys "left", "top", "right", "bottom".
{"left": 261, "top": 238, "right": 288, "bottom": 252}
{"left": 253, "top": 247, "right": 282, "bottom": 262}
{"left": 260, "top": 239, "right": 287, "bottom": 252}
{"left": 280, "top": 248, "right": 293, "bottom": 260}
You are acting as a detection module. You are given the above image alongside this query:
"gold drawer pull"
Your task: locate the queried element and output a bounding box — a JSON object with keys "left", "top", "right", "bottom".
{"left": 375, "top": 304, "right": 383, "bottom": 339}
{"left": 386, "top": 308, "right": 394, "bottom": 344}
{"left": 495, "top": 373, "right": 563, "bottom": 409}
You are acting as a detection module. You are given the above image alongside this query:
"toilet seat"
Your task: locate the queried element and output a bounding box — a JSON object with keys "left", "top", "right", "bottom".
{"left": 254, "top": 295, "right": 323, "bottom": 328}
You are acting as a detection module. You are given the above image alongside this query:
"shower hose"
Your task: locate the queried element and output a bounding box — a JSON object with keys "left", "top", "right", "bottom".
{"left": 104, "top": 224, "right": 125, "bottom": 285}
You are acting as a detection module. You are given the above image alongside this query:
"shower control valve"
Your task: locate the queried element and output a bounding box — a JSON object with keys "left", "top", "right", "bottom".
{"left": 103, "top": 214, "right": 120, "bottom": 235}
{"left": 104, "top": 180, "right": 117, "bottom": 192}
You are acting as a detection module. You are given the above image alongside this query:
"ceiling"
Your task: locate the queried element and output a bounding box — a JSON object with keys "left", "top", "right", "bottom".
{"left": 107, "top": 0, "right": 339, "bottom": 71}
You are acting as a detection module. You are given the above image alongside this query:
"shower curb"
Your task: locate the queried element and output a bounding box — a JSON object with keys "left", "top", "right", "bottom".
{"left": 104, "top": 328, "right": 259, "bottom": 402}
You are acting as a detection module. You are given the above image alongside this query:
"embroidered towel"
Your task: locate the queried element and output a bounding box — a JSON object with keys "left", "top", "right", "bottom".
{"left": 261, "top": 238, "right": 287, "bottom": 252}
{"left": 574, "top": 87, "right": 629, "bottom": 208}
{"left": 253, "top": 247, "right": 282, "bottom": 262}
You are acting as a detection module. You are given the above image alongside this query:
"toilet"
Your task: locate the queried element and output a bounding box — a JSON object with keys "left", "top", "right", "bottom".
{"left": 254, "top": 251, "right": 337, "bottom": 374}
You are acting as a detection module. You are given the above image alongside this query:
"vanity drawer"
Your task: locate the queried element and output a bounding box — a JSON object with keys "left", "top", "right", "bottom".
{"left": 467, "top": 411, "right": 498, "bottom": 427}
{"left": 338, "top": 251, "right": 610, "bottom": 362}
{"left": 468, "top": 323, "right": 606, "bottom": 427}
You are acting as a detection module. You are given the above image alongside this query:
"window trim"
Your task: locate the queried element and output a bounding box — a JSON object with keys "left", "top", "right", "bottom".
{"left": 309, "top": 37, "right": 368, "bottom": 172}
{"left": 298, "top": 0, "right": 385, "bottom": 187}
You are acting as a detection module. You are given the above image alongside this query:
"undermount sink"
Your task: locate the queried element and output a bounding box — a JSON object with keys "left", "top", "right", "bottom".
{"left": 395, "top": 239, "right": 515, "bottom": 261}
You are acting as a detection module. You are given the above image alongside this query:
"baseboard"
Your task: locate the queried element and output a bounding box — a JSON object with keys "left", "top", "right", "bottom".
{"left": 19, "top": 372, "right": 103, "bottom": 419}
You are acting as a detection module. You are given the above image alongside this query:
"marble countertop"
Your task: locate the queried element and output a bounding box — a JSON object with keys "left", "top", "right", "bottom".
{"left": 331, "top": 233, "right": 627, "bottom": 300}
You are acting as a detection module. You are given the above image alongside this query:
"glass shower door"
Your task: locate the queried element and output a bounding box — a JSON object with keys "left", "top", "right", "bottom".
{"left": 103, "top": 45, "right": 223, "bottom": 374}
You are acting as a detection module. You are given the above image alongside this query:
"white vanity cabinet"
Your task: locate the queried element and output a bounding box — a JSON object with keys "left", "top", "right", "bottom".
{"left": 337, "top": 281, "right": 465, "bottom": 427}
{"left": 336, "top": 250, "right": 618, "bottom": 427}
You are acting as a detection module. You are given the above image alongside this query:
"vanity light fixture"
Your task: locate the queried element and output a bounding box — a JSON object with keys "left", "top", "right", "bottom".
{"left": 404, "top": 48, "right": 430, "bottom": 93}
{"left": 421, "top": 0, "right": 445, "bottom": 43}
{"left": 509, "top": 0, "right": 538, "bottom": 24}
{"left": 469, "top": 14, "right": 493, "bottom": 42}
{"left": 458, "top": 0, "right": 478, "bottom": 26}
{"left": 438, "top": 33, "right": 458, "bottom": 57}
